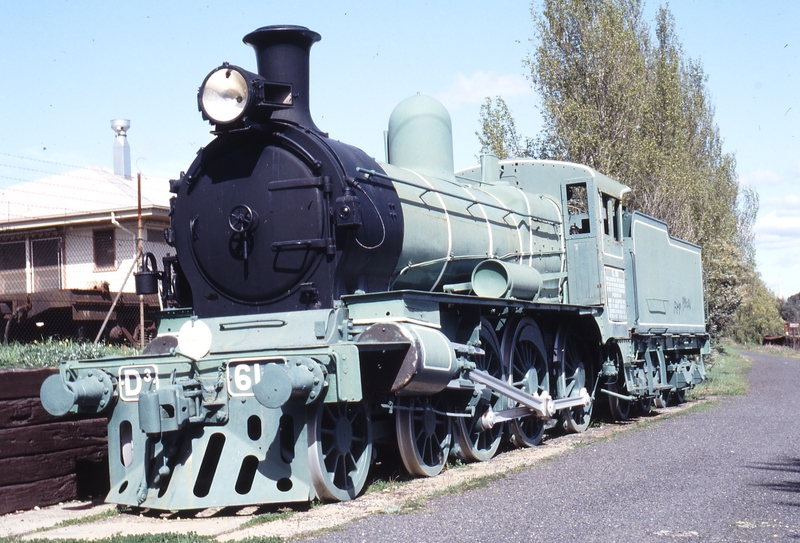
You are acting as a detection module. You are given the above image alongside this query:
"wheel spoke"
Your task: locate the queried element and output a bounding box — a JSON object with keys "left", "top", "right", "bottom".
{"left": 500, "top": 317, "right": 548, "bottom": 449}
{"left": 397, "top": 395, "right": 452, "bottom": 477}
{"left": 557, "top": 322, "right": 594, "bottom": 433}
{"left": 456, "top": 319, "right": 505, "bottom": 462}
{"left": 308, "top": 401, "right": 372, "bottom": 502}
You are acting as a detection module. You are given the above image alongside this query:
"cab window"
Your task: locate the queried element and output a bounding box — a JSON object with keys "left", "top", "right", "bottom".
{"left": 602, "top": 194, "right": 622, "bottom": 242}
{"left": 566, "top": 183, "right": 590, "bottom": 234}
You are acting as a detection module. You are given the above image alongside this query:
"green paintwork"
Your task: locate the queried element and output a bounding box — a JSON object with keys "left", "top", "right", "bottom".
{"left": 387, "top": 94, "right": 455, "bottom": 182}
{"left": 624, "top": 212, "right": 706, "bottom": 334}
{"left": 40, "top": 96, "right": 710, "bottom": 511}
{"left": 471, "top": 259, "right": 543, "bottom": 300}
{"left": 458, "top": 157, "right": 708, "bottom": 406}
{"left": 44, "top": 307, "right": 370, "bottom": 509}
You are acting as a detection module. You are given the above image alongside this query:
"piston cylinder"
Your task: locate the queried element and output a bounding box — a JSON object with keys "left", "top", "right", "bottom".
{"left": 358, "top": 322, "right": 458, "bottom": 395}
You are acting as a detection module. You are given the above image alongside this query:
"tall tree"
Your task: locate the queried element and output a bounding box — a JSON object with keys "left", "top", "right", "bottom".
{"left": 780, "top": 293, "right": 800, "bottom": 323}
{"left": 527, "top": 0, "right": 649, "bottom": 179}
{"left": 478, "top": 0, "right": 782, "bottom": 341}
{"left": 477, "top": 97, "right": 531, "bottom": 159}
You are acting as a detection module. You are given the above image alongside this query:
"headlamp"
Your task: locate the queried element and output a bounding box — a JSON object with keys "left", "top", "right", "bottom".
{"left": 198, "top": 63, "right": 293, "bottom": 126}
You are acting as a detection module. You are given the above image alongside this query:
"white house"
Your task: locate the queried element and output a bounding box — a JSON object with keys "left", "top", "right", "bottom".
{"left": 0, "top": 166, "right": 172, "bottom": 341}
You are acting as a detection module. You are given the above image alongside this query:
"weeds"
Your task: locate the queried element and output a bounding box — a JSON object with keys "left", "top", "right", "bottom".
{"left": 49, "top": 507, "right": 121, "bottom": 530}
{"left": 365, "top": 477, "right": 406, "bottom": 495}
{"left": 238, "top": 508, "right": 296, "bottom": 529}
{"left": 689, "top": 342, "right": 751, "bottom": 399}
{"left": 0, "top": 338, "right": 137, "bottom": 369}
{"left": 1, "top": 534, "right": 227, "bottom": 543}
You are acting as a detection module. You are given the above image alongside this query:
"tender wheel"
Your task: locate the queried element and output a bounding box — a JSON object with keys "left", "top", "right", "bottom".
{"left": 555, "top": 322, "right": 594, "bottom": 433}
{"left": 308, "top": 401, "right": 373, "bottom": 502}
{"left": 605, "top": 345, "right": 631, "bottom": 421}
{"left": 396, "top": 395, "right": 452, "bottom": 477}
{"left": 456, "top": 318, "right": 505, "bottom": 462}
{"left": 673, "top": 388, "right": 687, "bottom": 404}
{"left": 501, "top": 317, "right": 549, "bottom": 448}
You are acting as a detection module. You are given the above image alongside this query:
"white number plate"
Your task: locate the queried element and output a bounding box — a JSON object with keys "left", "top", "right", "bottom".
{"left": 118, "top": 365, "right": 159, "bottom": 401}
{"left": 227, "top": 358, "right": 283, "bottom": 397}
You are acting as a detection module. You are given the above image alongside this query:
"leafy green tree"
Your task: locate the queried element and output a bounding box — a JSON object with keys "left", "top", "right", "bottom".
{"left": 733, "top": 271, "right": 785, "bottom": 344}
{"left": 478, "top": 0, "right": 775, "bottom": 341}
{"left": 477, "top": 97, "right": 533, "bottom": 159}
{"left": 780, "top": 293, "right": 800, "bottom": 323}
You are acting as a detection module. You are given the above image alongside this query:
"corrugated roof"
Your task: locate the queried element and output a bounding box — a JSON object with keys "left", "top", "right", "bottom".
{"left": 0, "top": 167, "right": 171, "bottom": 226}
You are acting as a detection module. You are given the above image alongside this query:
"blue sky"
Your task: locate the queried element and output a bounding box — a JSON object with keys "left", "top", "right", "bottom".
{"left": 0, "top": 1, "right": 797, "bottom": 297}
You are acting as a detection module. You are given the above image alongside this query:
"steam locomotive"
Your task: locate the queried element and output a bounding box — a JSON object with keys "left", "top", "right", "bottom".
{"left": 40, "top": 25, "right": 708, "bottom": 509}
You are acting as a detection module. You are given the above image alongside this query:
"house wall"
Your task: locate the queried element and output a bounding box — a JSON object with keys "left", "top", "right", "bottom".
{"left": 0, "top": 219, "right": 171, "bottom": 296}
{"left": 63, "top": 220, "right": 171, "bottom": 293}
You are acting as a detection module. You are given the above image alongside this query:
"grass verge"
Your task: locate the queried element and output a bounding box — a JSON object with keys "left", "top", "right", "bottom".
{"left": 740, "top": 343, "right": 800, "bottom": 361}
{"left": 1, "top": 535, "right": 248, "bottom": 543}
{"left": 688, "top": 341, "right": 751, "bottom": 399}
{"left": 392, "top": 472, "right": 508, "bottom": 514}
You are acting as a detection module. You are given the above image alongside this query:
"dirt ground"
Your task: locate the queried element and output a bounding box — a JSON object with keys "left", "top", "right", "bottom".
{"left": 0, "top": 402, "right": 697, "bottom": 542}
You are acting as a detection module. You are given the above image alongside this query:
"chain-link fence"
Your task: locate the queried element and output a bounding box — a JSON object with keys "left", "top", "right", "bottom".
{"left": 0, "top": 225, "right": 172, "bottom": 344}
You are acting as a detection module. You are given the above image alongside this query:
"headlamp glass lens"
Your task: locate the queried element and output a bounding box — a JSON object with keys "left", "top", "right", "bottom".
{"left": 201, "top": 68, "right": 249, "bottom": 123}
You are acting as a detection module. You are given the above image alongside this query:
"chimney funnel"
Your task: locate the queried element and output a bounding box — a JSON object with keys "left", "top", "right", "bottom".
{"left": 242, "top": 26, "right": 321, "bottom": 130}
{"left": 111, "top": 119, "right": 131, "bottom": 178}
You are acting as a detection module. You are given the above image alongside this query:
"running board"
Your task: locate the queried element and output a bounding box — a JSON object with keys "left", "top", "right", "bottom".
{"left": 466, "top": 370, "right": 591, "bottom": 419}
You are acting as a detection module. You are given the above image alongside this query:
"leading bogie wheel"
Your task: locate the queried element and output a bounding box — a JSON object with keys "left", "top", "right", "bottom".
{"left": 308, "top": 400, "right": 373, "bottom": 502}
{"left": 501, "top": 316, "right": 549, "bottom": 448}
{"left": 396, "top": 395, "right": 452, "bottom": 477}
{"left": 456, "top": 318, "right": 505, "bottom": 462}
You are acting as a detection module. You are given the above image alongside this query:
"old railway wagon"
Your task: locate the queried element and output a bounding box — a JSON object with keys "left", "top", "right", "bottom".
{"left": 40, "top": 26, "right": 708, "bottom": 509}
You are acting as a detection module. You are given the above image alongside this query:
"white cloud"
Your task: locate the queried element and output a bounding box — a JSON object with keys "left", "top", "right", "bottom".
{"left": 755, "top": 210, "right": 800, "bottom": 247}
{"left": 762, "top": 193, "right": 800, "bottom": 209}
{"left": 740, "top": 169, "right": 783, "bottom": 187}
{"left": 740, "top": 161, "right": 800, "bottom": 188}
{"left": 436, "top": 72, "right": 532, "bottom": 111}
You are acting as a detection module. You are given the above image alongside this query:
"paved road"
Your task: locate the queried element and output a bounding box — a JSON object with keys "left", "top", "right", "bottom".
{"left": 305, "top": 352, "right": 800, "bottom": 542}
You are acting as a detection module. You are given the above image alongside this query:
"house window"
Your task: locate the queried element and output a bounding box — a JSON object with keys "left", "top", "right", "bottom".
{"left": 146, "top": 228, "right": 163, "bottom": 243}
{"left": 0, "top": 241, "right": 27, "bottom": 293}
{"left": 94, "top": 229, "right": 116, "bottom": 270}
{"left": 0, "top": 237, "right": 63, "bottom": 294}
{"left": 32, "top": 238, "right": 62, "bottom": 291}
